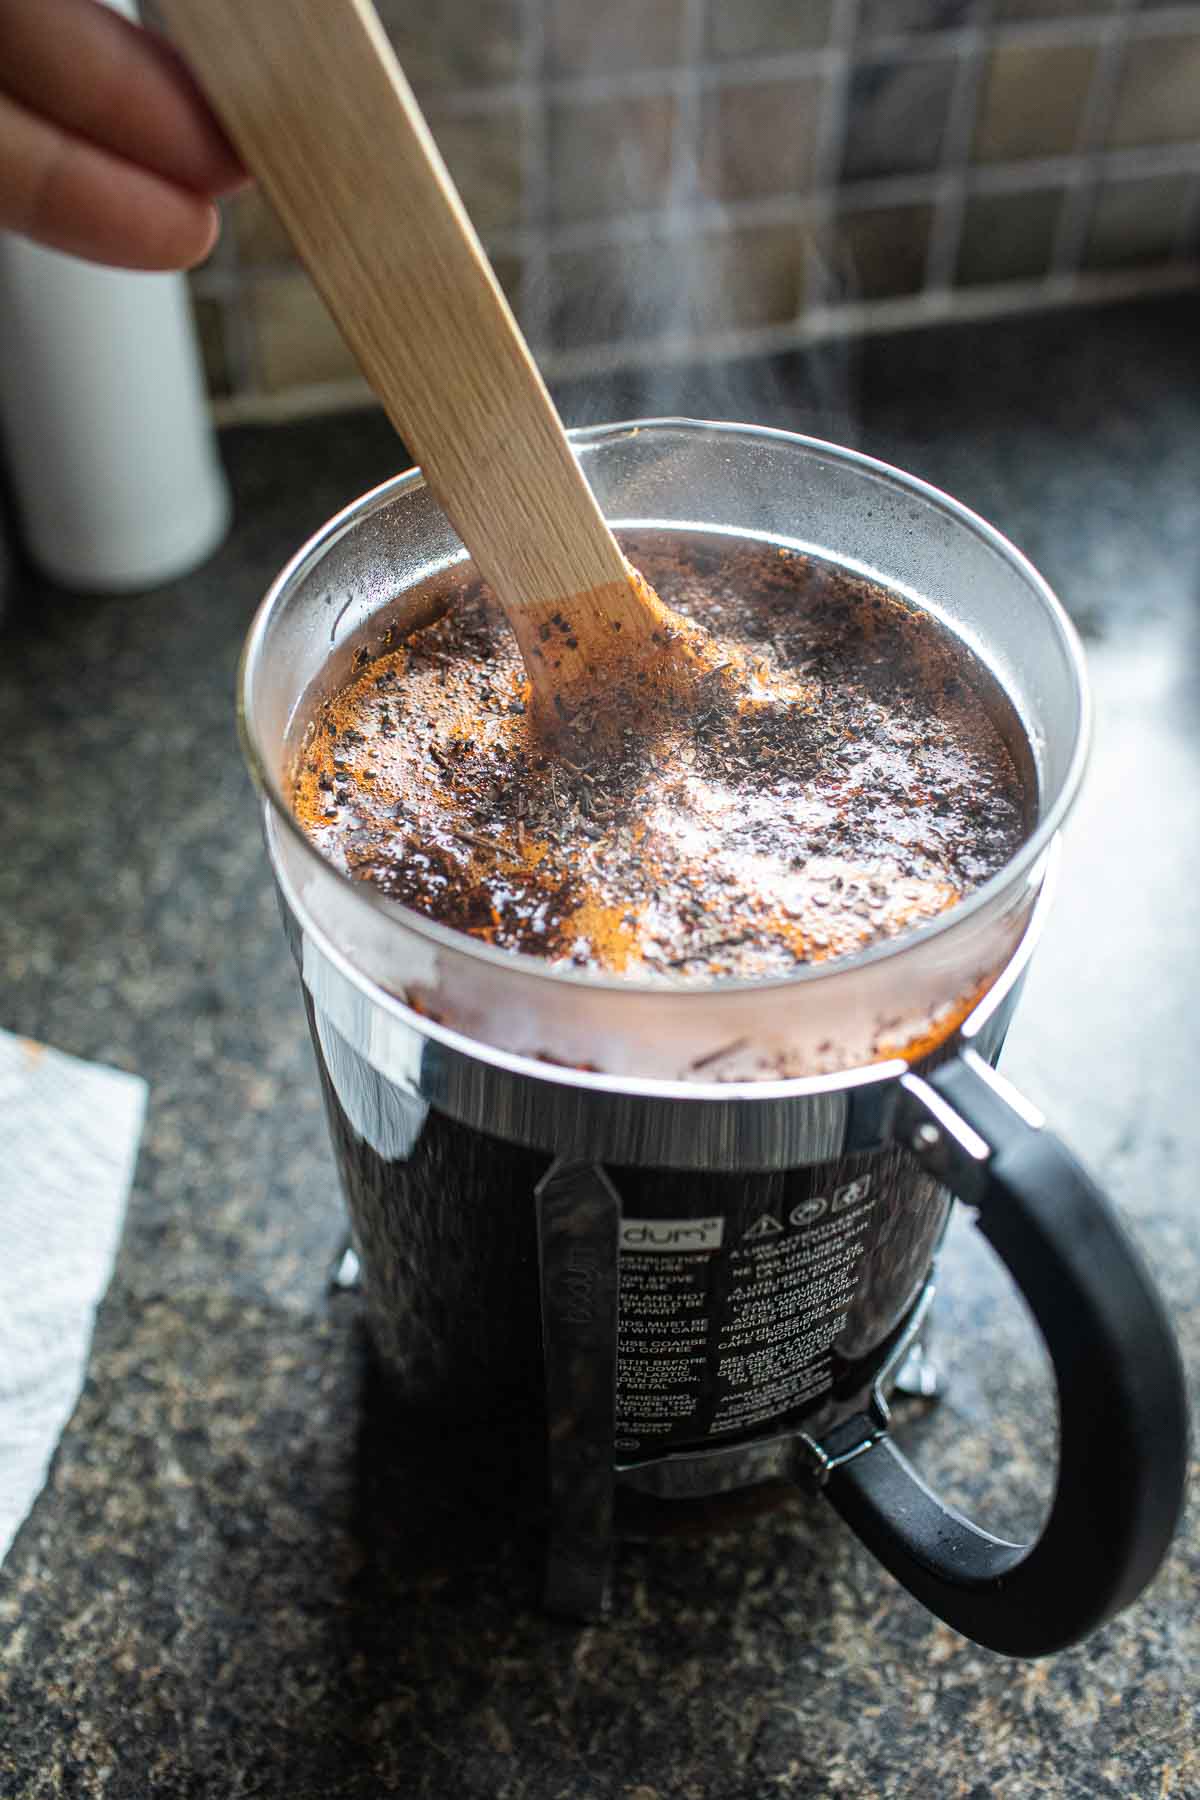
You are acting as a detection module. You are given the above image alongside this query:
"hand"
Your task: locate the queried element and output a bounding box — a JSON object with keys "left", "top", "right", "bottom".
{"left": 0, "top": 0, "right": 244, "bottom": 270}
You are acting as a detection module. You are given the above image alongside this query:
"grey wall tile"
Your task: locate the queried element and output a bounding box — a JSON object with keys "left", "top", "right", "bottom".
{"left": 957, "top": 185, "right": 1064, "bottom": 283}
{"left": 550, "top": 225, "right": 802, "bottom": 348}
{"left": 700, "top": 76, "right": 824, "bottom": 202}
{"left": 684, "top": 226, "right": 803, "bottom": 332}
{"left": 232, "top": 189, "right": 294, "bottom": 269}
{"left": 550, "top": 242, "right": 657, "bottom": 350}
{"left": 974, "top": 42, "right": 1098, "bottom": 161}
{"left": 251, "top": 276, "right": 361, "bottom": 393}
{"left": 823, "top": 203, "right": 934, "bottom": 299}
{"left": 707, "top": 0, "right": 835, "bottom": 57}
{"left": 190, "top": 296, "right": 232, "bottom": 400}
{"left": 1082, "top": 172, "right": 1193, "bottom": 268}
{"left": 430, "top": 109, "right": 524, "bottom": 235}
{"left": 1107, "top": 34, "right": 1200, "bottom": 149}
{"left": 547, "top": 0, "right": 685, "bottom": 73}
{"left": 993, "top": 0, "right": 1115, "bottom": 19}
{"left": 548, "top": 95, "right": 679, "bottom": 223}
{"left": 857, "top": 0, "right": 984, "bottom": 36}
{"left": 842, "top": 54, "right": 958, "bottom": 182}
{"left": 374, "top": 0, "right": 521, "bottom": 91}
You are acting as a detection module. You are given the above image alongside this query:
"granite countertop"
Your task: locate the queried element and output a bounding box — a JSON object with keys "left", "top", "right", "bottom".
{"left": 2, "top": 294, "right": 1198, "bottom": 1798}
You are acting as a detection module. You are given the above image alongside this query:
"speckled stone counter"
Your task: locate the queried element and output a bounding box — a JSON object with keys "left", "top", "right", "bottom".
{"left": 2, "top": 295, "right": 1198, "bottom": 1799}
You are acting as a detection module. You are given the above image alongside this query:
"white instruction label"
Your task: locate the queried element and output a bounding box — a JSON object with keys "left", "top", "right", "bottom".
{"left": 615, "top": 1173, "right": 878, "bottom": 1456}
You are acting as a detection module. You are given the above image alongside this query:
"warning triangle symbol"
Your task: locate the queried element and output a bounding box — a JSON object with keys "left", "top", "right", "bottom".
{"left": 744, "top": 1213, "right": 783, "bottom": 1240}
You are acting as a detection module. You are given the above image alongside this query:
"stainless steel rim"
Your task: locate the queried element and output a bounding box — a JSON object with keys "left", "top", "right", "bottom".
{"left": 277, "top": 832, "right": 1057, "bottom": 1165}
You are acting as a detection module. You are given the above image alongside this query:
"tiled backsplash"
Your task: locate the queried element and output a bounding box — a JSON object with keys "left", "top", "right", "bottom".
{"left": 184, "top": 0, "right": 1200, "bottom": 418}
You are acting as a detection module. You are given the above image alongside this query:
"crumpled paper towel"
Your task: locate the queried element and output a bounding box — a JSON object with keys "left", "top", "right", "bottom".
{"left": 0, "top": 1028, "right": 147, "bottom": 1563}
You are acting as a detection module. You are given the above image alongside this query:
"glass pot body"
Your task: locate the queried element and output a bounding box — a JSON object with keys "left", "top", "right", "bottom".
{"left": 244, "top": 420, "right": 1085, "bottom": 1085}
{"left": 240, "top": 423, "right": 1185, "bottom": 1657}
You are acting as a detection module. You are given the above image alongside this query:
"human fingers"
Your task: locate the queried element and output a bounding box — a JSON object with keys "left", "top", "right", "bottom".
{"left": 0, "top": 0, "right": 243, "bottom": 198}
{"left": 0, "top": 87, "right": 220, "bottom": 269}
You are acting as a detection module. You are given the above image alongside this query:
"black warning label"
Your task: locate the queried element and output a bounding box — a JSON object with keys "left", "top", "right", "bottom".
{"left": 615, "top": 1173, "right": 877, "bottom": 1459}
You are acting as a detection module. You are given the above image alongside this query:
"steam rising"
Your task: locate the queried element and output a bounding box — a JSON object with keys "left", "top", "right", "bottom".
{"left": 531, "top": 14, "right": 861, "bottom": 444}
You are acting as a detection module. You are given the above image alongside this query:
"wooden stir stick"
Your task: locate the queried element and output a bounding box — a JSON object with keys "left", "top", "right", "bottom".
{"left": 158, "top": 0, "right": 716, "bottom": 725}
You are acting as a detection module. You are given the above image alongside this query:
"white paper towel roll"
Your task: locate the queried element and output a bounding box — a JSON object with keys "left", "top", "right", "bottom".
{"left": 0, "top": 0, "right": 232, "bottom": 591}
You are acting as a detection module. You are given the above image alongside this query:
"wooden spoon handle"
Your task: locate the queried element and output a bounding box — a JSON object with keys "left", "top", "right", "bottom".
{"left": 157, "top": 0, "right": 653, "bottom": 686}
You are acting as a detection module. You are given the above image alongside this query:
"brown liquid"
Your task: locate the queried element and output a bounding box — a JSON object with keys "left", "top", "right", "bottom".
{"left": 289, "top": 532, "right": 1032, "bottom": 980}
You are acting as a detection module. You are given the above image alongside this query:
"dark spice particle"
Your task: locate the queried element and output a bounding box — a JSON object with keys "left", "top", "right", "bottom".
{"left": 689, "top": 1037, "right": 750, "bottom": 1072}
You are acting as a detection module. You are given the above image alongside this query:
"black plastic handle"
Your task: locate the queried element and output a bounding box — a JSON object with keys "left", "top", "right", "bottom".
{"left": 823, "top": 1050, "right": 1189, "bottom": 1658}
